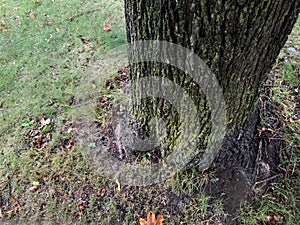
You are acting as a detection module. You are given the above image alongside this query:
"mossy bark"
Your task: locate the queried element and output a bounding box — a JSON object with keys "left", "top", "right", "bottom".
{"left": 125, "top": 0, "right": 299, "bottom": 215}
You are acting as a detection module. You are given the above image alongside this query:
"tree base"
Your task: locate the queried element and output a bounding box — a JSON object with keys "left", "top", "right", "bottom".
{"left": 203, "top": 106, "right": 282, "bottom": 224}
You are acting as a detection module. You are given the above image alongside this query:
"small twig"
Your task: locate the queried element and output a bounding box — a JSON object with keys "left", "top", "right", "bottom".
{"left": 263, "top": 85, "right": 275, "bottom": 88}
{"left": 252, "top": 139, "right": 263, "bottom": 181}
{"left": 67, "top": 8, "right": 101, "bottom": 22}
{"left": 252, "top": 174, "right": 281, "bottom": 190}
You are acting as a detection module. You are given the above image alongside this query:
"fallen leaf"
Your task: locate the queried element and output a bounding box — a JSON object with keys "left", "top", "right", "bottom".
{"left": 29, "top": 186, "right": 38, "bottom": 192}
{"left": 122, "top": 67, "right": 128, "bottom": 73}
{"left": 78, "top": 204, "right": 85, "bottom": 211}
{"left": 103, "top": 23, "right": 111, "bottom": 32}
{"left": 140, "top": 211, "right": 164, "bottom": 225}
{"left": 79, "top": 35, "right": 94, "bottom": 44}
{"left": 32, "top": 181, "right": 40, "bottom": 186}
{"left": 29, "top": 12, "right": 35, "bottom": 19}
{"left": 116, "top": 179, "right": 121, "bottom": 191}
{"left": 0, "top": 22, "right": 9, "bottom": 32}
{"left": 29, "top": 129, "right": 38, "bottom": 137}
{"left": 45, "top": 132, "right": 51, "bottom": 140}
{"left": 119, "top": 104, "right": 126, "bottom": 111}
{"left": 21, "top": 118, "right": 31, "bottom": 127}
{"left": 65, "top": 138, "right": 75, "bottom": 149}
{"left": 37, "top": 135, "right": 43, "bottom": 147}
{"left": 40, "top": 117, "right": 51, "bottom": 127}
{"left": 67, "top": 127, "right": 74, "bottom": 133}
{"left": 265, "top": 214, "right": 283, "bottom": 224}
{"left": 35, "top": 0, "right": 41, "bottom": 6}
{"left": 100, "top": 188, "right": 106, "bottom": 197}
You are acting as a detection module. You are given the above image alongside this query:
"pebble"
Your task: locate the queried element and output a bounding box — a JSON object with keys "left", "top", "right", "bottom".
{"left": 287, "top": 46, "right": 299, "bottom": 54}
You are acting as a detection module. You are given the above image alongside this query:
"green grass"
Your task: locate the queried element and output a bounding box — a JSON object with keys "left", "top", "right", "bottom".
{"left": 0, "top": 0, "right": 125, "bottom": 149}
{"left": 241, "top": 182, "right": 299, "bottom": 225}
{"left": 0, "top": 1, "right": 299, "bottom": 224}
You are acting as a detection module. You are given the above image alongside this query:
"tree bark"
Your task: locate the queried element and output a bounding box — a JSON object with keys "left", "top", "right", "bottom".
{"left": 125, "top": 0, "right": 299, "bottom": 217}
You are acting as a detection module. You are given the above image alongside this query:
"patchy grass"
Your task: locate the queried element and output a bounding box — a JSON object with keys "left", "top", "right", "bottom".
{"left": 0, "top": 1, "right": 299, "bottom": 224}
{"left": 1, "top": 1, "right": 223, "bottom": 224}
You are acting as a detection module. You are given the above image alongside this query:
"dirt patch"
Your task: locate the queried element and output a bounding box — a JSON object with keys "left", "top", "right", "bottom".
{"left": 205, "top": 63, "right": 298, "bottom": 224}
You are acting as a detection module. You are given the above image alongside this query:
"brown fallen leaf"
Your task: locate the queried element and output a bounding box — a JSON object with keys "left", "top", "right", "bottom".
{"left": 78, "top": 35, "right": 95, "bottom": 44}
{"left": 140, "top": 211, "right": 164, "bottom": 225}
{"left": 265, "top": 214, "right": 283, "bottom": 224}
{"left": 0, "top": 22, "right": 9, "bottom": 32}
{"left": 78, "top": 204, "right": 85, "bottom": 211}
{"left": 29, "top": 129, "right": 39, "bottom": 137}
{"left": 36, "top": 135, "right": 43, "bottom": 147}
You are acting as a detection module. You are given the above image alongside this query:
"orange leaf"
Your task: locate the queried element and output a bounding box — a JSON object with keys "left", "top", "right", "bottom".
{"left": 103, "top": 23, "right": 111, "bottom": 31}
{"left": 139, "top": 218, "right": 148, "bottom": 225}
{"left": 139, "top": 211, "right": 164, "bottom": 225}
{"left": 155, "top": 214, "right": 164, "bottom": 225}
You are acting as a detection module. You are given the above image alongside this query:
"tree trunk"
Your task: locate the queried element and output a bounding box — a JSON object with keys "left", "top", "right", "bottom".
{"left": 124, "top": 0, "right": 299, "bottom": 217}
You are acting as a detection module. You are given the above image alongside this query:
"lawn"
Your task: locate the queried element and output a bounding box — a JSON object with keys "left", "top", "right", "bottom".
{"left": 0, "top": 1, "right": 299, "bottom": 224}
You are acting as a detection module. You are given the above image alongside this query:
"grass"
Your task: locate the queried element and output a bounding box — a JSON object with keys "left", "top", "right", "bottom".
{"left": 1, "top": 1, "right": 220, "bottom": 224}
{"left": 0, "top": 0, "right": 125, "bottom": 142}
{"left": 0, "top": 1, "right": 299, "bottom": 224}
